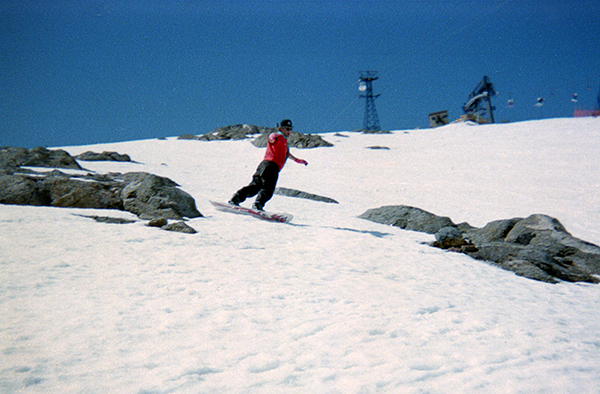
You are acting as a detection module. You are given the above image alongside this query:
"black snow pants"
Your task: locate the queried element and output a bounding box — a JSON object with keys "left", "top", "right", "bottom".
{"left": 233, "top": 160, "right": 280, "bottom": 208}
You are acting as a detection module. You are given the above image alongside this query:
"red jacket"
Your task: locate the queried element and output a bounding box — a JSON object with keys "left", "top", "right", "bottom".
{"left": 264, "top": 132, "right": 288, "bottom": 170}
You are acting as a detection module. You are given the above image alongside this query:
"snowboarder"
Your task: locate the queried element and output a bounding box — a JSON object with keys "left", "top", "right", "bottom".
{"left": 229, "top": 119, "right": 308, "bottom": 211}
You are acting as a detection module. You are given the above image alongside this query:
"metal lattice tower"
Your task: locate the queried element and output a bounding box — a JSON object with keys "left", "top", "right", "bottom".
{"left": 359, "top": 71, "right": 381, "bottom": 132}
{"left": 462, "top": 75, "right": 497, "bottom": 124}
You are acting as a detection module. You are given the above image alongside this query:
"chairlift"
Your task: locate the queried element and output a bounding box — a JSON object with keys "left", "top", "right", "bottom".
{"left": 535, "top": 97, "right": 544, "bottom": 107}
{"left": 571, "top": 93, "right": 578, "bottom": 103}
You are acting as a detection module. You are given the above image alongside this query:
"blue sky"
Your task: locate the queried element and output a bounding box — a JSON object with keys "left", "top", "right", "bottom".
{"left": 2, "top": 0, "right": 599, "bottom": 148}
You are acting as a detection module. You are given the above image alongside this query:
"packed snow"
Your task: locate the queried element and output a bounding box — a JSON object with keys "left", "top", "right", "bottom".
{"left": 2, "top": 117, "right": 600, "bottom": 393}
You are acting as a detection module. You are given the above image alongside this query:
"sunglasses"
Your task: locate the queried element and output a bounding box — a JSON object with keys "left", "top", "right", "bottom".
{"left": 283, "top": 126, "right": 292, "bottom": 131}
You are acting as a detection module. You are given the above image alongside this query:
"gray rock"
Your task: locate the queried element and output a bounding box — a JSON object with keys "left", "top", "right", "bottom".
{"left": 504, "top": 214, "right": 568, "bottom": 245}
{"left": 162, "top": 221, "right": 197, "bottom": 234}
{"left": 117, "top": 172, "right": 201, "bottom": 220}
{"left": 75, "top": 151, "right": 131, "bottom": 162}
{"left": 358, "top": 205, "right": 455, "bottom": 234}
{"left": 49, "top": 174, "right": 124, "bottom": 210}
{"left": 193, "top": 124, "right": 333, "bottom": 148}
{"left": 366, "top": 146, "right": 390, "bottom": 150}
{"left": 362, "top": 129, "right": 392, "bottom": 134}
{"left": 274, "top": 187, "right": 338, "bottom": 204}
{"left": 0, "top": 171, "right": 123, "bottom": 209}
{"left": 0, "top": 174, "right": 51, "bottom": 205}
{"left": 434, "top": 226, "right": 472, "bottom": 249}
{"left": 360, "top": 205, "right": 600, "bottom": 284}
{"left": 497, "top": 259, "right": 559, "bottom": 284}
{"left": 464, "top": 214, "right": 600, "bottom": 283}
{"left": 465, "top": 218, "right": 522, "bottom": 244}
{"left": 199, "top": 124, "right": 269, "bottom": 141}
{"left": 252, "top": 131, "right": 333, "bottom": 149}
{"left": 0, "top": 146, "right": 82, "bottom": 174}
{"left": 148, "top": 217, "right": 168, "bottom": 227}
{"left": 177, "top": 134, "right": 201, "bottom": 140}
{"left": 0, "top": 148, "right": 202, "bottom": 221}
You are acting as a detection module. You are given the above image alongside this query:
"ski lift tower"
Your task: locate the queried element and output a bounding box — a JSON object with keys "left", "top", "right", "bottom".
{"left": 359, "top": 71, "right": 381, "bottom": 132}
{"left": 463, "top": 75, "right": 497, "bottom": 124}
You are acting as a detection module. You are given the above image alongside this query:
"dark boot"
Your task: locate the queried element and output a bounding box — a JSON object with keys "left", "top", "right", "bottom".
{"left": 229, "top": 194, "right": 242, "bottom": 206}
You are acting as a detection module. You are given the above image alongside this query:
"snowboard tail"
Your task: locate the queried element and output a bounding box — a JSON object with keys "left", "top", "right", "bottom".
{"left": 210, "top": 201, "right": 293, "bottom": 223}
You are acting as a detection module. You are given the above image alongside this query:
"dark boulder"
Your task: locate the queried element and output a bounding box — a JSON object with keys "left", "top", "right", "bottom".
{"left": 198, "top": 124, "right": 270, "bottom": 141}
{"left": 0, "top": 146, "right": 82, "bottom": 174}
{"left": 252, "top": 131, "right": 333, "bottom": 149}
{"left": 161, "top": 221, "right": 197, "bottom": 234}
{"left": 191, "top": 124, "right": 333, "bottom": 148}
{"left": 466, "top": 218, "right": 523, "bottom": 245}
{"left": 118, "top": 172, "right": 201, "bottom": 220}
{"left": 75, "top": 151, "right": 131, "bottom": 162}
{"left": 463, "top": 214, "right": 600, "bottom": 283}
{"left": 358, "top": 205, "right": 455, "bottom": 234}
{"left": 274, "top": 187, "right": 338, "bottom": 204}
{"left": 360, "top": 205, "right": 600, "bottom": 284}
{"left": 434, "top": 226, "right": 475, "bottom": 250}
{"left": 0, "top": 174, "right": 52, "bottom": 205}
{"left": 0, "top": 147, "right": 202, "bottom": 221}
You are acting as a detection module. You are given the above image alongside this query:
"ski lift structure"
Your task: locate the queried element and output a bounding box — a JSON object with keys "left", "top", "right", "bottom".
{"left": 535, "top": 97, "right": 545, "bottom": 107}
{"left": 462, "top": 76, "right": 497, "bottom": 124}
{"left": 358, "top": 71, "right": 381, "bottom": 132}
{"left": 571, "top": 93, "right": 578, "bottom": 103}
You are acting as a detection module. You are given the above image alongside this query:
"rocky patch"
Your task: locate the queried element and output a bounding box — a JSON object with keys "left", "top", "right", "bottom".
{"left": 359, "top": 205, "right": 600, "bottom": 284}
{"left": 358, "top": 205, "right": 455, "bottom": 234}
{"left": 365, "top": 146, "right": 390, "bottom": 150}
{"left": 274, "top": 187, "right": 338, "bottom": 204}
{"left": 75, "top": 151, "right": 132, "bottom": 162}
{"left": 196, "top": 124, "right": 271, "bottom": 141}
{"left": 1, "top": 146, "right": 82, "bottom": 174}
{"left": 181, "top": 124, "right": 333, "bottom": 148}
{"left": 252, "top": 131, "right": 333, "bottom": 149}
{"left": 0, "top": 147, "right": 202, "bottom": 226}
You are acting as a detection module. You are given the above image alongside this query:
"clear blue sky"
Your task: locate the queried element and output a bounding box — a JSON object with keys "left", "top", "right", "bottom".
{"left": 2, "top": 0, "right": 599, "bottom": 148}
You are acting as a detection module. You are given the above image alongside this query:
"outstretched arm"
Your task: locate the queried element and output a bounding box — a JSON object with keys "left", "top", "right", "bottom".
{"left": 288, "top": 151, "right": 308, "bottom": 166}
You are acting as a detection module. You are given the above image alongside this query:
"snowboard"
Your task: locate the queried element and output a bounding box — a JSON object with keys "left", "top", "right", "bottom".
{"left": 210, "top": 201, "right": 293, "bottom": 223}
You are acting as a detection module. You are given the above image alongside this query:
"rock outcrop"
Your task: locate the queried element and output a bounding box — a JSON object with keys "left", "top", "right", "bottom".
{"left": 75, "top": 151, "right": 131, "bottom": 162}
{"left": 1, "top": 146, "right": 82, "bottom": 173}
{"left": 274, "top": 187, "right": 338, "bottom": 204}
{"left": 183, "top": 124, "right": 333, "bottom": 148}
{"left": 196, "top": 124, "right": 272, "bottom": 141}
{"left": 252, "top": 131, "right": 333, "bottom": 149}
{"left": 359, "top": 205, "right": 600, "bottom": 284}
{"left": 462, "top": 214, "right": 600, "bottom": 284}
{"left": 358, "top": 205, "right": 455, "bottom": 234}
{"left": 118, "top": 172, "right": 201, "bottom": 220}
{"left": 0, "top": 147, "right": 202, "bottom": 221}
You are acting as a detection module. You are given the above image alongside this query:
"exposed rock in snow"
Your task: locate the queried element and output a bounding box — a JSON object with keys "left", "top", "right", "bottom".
{"left": 0, "top": 147, "right": 201, "bottom": 220}
{"left": 358, "top": 205, "right": 455, "bottom": 234}
{"left": 0, "top": 146, "right": 82, "bottom": 173}
{"left": 75, "top": 151, "right": 132, "bottom": 162}
{"left": 360, "top": 205, "right": 600, "bottom": 284}
{"left": 181, "top": 123, "right": 334, "bottom": 148}
{"left": 274, "top": 187, "right": 338, "bottom": 204}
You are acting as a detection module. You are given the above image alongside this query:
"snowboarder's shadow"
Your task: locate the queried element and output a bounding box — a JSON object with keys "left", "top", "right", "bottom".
{"left": 322, "top": 226, "right": 393, "bottom": 239}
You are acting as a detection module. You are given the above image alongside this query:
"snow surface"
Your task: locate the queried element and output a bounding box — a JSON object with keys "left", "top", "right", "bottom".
{"left": 2, "top": 117, "right": 600, "bottom": 393}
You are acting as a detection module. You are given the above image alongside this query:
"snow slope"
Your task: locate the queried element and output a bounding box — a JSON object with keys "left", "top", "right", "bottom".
{"left": 2, "top": 117, "right": 600, "bottom": 393}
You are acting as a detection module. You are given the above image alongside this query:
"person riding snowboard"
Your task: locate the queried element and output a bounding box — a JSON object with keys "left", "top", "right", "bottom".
{"left": 229, "top": 119, "right": 308, "bottom": 211}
